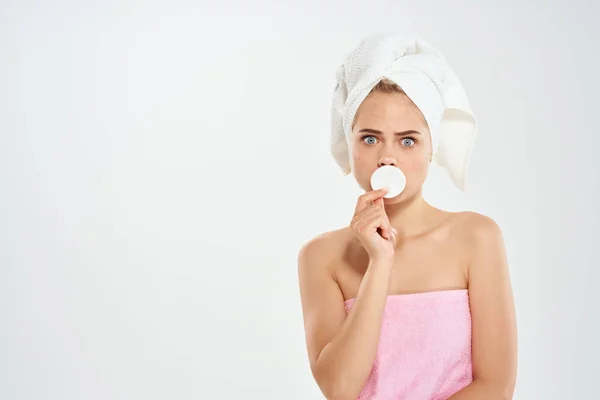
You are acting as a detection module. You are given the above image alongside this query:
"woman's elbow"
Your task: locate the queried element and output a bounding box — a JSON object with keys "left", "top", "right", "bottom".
{"left": 312, "top": 364, "right": 359, "bottom": 400}
{"left": 482, "top": 378, "right": 515, "bottom": 400}
{"left": 321, "top": 382, "right": 358, "bottom": 400}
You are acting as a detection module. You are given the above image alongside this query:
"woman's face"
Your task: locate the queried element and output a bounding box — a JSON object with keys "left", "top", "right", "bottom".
{"left": 350, "top": 90, "right": 432, "bottom": 203}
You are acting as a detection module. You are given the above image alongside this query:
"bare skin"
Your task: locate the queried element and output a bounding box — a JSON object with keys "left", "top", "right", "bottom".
{"left": 335, "top": 206, "right": 470, "bottom": 302}
{"left": 298, "top": 89, "right": 517, "bottom": 400}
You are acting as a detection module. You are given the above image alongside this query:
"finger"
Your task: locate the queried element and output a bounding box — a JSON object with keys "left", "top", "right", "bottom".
{"left": 352, "top": 205, "right": 375, "bottom": 227}
{"left": 373, "top": 196, "right": 385, "bottom": 210}
{"left": 355, "top": 206, "right": 390, "bottom": 235}
{"left": 356, "top": 195, "right": 385, "bottom": 217}
{"left": 380, "top": 217, "right": 392, "bottom": 240}
{"left": 356, "top": 187, "right": 391, "bottom": 213}
{"left": 368, "top": 198, "right": 390, "bottom": 235}
{"left": 361, "top": 187, "right": 390, "bottom": 204}
{"left": 366, "top": 213, "right": 391, "bottom": 240}
{"left": 379, "top": 213, "right": 392, "bottom": 240}
{"left": 359, "top": 203, "right": 384, "bottom": 220}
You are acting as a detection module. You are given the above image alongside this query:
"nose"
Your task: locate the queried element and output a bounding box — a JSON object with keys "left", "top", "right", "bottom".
{"left": 378, "top": 155, "right": 397, "bottom": 167}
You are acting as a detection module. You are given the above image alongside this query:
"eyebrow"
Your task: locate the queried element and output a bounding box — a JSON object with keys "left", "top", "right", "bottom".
{"left": 357, "top": 128, "right": 422, "bottom": 136}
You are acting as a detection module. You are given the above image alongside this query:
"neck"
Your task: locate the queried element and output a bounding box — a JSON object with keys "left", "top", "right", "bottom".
{"left": 385, "top": 191, "right": 440, "bottom": 238}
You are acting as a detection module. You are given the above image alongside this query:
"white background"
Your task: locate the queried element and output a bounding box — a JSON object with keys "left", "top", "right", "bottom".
{"left": 1, "top": 0, "right": 598, "bottom": 399}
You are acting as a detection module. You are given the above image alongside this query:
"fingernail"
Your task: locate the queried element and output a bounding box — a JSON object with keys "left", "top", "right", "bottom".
{"left": 392, "top": 227, "right": 397, "bottom": 234}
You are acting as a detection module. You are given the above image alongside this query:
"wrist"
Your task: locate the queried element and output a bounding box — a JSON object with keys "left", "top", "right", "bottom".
{"left": 369, "top": 257, "right": 394, "bottom": 270}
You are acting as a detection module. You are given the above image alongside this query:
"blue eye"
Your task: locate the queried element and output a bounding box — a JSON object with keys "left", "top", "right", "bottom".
{"left": 402, "top": 137, "right": 416, "bottom": 147}
{"left": 363, "top": 135, "right": 377, "bottom": 145}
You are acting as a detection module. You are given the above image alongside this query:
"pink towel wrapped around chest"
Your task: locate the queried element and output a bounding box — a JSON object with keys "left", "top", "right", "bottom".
{"left": 344, "top": 289, "right": 473, "bottom": 400}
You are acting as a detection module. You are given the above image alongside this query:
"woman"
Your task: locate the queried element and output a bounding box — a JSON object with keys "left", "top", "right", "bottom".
{"left": 298, "top": 33, "right": 518, "bottom": 400}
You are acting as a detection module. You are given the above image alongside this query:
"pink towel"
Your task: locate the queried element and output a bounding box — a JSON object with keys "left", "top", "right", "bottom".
{"left": 344, "top": 289, "right": 473, "bottom": 400}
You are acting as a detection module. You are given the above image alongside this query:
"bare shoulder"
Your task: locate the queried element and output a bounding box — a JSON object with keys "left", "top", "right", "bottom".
{"left": 450, "top": 211, "right": 507, "bottom": 279}
{"left": 297, "top": 227, "right": 349, "bottom": 274}
{"left": 450, "top": 211, "right": 504, "bottom": 243}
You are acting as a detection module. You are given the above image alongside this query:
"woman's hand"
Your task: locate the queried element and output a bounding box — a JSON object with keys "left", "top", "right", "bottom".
{"left": 350, "top": 187, "right": 397, "bottom": 263}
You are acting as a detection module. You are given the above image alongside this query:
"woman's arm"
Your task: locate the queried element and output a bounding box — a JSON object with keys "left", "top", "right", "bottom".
{"left": 448, "top": 214, "right": 518, "bottom": 399}
{"left": 298, "top": 235, "right": 392, "bottom": 400}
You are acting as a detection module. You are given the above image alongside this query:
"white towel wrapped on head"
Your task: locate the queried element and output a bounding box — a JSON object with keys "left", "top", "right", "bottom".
{"left": 330, "top": 31, "right": 477, "bottom": 191}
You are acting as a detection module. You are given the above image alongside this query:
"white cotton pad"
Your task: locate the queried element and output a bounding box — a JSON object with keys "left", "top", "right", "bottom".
{"left": 370, "top": 166, "right": 407, "bottom": 198}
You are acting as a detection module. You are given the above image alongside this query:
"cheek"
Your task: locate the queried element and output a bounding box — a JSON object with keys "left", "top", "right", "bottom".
{"left": 352, "top": 147, "right": 370, "bottom": 168}
{"left": 351, "top": 151, "right": 376, "bottom": 189}
{"left": 353, "top": 155, "right": 371, "bottom": 178}
{"left": 400, "top": 154, "right": 428, "bottom": 173}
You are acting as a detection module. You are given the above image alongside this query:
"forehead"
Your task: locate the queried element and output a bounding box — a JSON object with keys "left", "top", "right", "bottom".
{"left": 353, "top": 91, "right": 428, "bottom": 131}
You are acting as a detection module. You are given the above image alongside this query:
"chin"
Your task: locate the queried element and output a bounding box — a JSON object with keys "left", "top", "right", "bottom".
{"left": 384, "top": 189, "right": 418, "bottom": 204}
{"left": 383, "top": 193, "right": 406, "bottom": 204}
